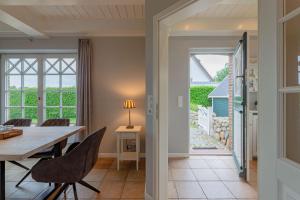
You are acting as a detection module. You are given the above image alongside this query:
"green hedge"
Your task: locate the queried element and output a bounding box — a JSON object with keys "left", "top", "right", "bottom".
{"left": 8, "top": 87, "right": 76, "bottom": 123}
{"left": 190, "top": 86, "right": 215, "bottom": 111}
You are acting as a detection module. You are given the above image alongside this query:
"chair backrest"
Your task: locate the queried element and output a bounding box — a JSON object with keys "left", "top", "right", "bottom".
{"left": 31, "top": 127, "right": 106, "bottom": 183}
{"left": 3, "top": 119, "right": 32, "bottom": 127}
{"left": 41, "top": 119, "right": 70, "bottom": 149}
{"left": 67, "top": 127, "right": 106, "bottom": 179}
{"left": 41, "top": 119, "right": 70, "bottom": 126}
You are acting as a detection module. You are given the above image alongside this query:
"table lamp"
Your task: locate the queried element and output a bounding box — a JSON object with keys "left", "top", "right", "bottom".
{"left": 123, "top": 99, "right": 136, "bottom": 129}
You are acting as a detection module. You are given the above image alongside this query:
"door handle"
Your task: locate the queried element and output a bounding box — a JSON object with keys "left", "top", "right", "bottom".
{"left": 239, "top": 110, "right": 243, "bottom": 114}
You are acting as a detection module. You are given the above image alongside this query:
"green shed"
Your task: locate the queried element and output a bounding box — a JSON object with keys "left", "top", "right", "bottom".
{"left": 208, "top": 77, "right": 229, "bottom": 117}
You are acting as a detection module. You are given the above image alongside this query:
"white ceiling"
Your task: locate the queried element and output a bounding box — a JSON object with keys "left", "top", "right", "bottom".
{"left": 0, "top": 0, "right": 145, "bottom": 38}
{"left": 0, "top": 0, "right": 257, "bottom": 38}
{"left": 170, "top": 0, "right": 258, "bottom": 36}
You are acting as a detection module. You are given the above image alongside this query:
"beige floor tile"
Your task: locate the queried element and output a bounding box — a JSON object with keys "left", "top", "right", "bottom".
{"left": 175, "top": 181, "right": 205, "bottom": 199}
{"left": 104, "top": 169, "right": 129, "bottom": 181}
{"left": 192, "top": 169, "right": 219, "bottom": 181}
{"left": 168, "top": 181, "right": 178, "bottom": 199}
{"left": 169, "top": 159, "right": 190, "bottom": 169}
{"left": 199, "top": 181, "right": 234, "bottom": 199}
{"left": 188, "top": 159, "right": 209, "bottom": 169}
{"left": 126, "top": 169, "right": 145, "bottom": 181}
{"left": 213, "top": 169, "right": 242, "bottom": 181}
{"left": 8, "top": 182, "right": 48, "bottom": 199}
{"left": 170, "top": 169, "right": 196, "bottom": 181}
{"left": 206, "top": 159, "right": 229, "bottom": 169}
{"left": 121, "top": 181, "right": 145, "bottom": 199}
{"left": 224, "top": 181, "right": 257, "bottom": 199}
{"left": 98, "top": 180, "right": 125, "bottom": 199}
{"left": 83, "top": 169, "right": 108, "bottom": 182}
{"left": 168, "top": 170, "right": 173, "bottom": 180}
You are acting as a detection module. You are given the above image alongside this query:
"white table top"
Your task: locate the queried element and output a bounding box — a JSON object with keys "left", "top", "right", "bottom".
{"left": 0, "top": 126, "right": 85, "bottom": 161}
{"left": 115, "top": 126, "right": 142, "bottom": 133}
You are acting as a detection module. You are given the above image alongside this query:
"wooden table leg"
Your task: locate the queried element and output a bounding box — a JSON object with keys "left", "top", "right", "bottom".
{"left": 0, "top": 161, "right": 5, "bottom": 200}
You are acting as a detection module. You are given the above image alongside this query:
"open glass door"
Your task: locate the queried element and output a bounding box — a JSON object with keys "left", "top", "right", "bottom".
{"left": 233, "top": 32, "right": 247, "bottom": 178}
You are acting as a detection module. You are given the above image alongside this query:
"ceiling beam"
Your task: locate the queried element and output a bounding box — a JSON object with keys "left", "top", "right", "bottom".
{"left": 0, "top": 8, "right": 47, "bottom": 38}
{"left": 0, "top": 0, "right": 145, "bottom": 6}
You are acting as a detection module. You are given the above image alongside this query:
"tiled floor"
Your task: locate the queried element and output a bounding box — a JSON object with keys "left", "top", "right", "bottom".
{"left": 4, "top": 158, "right": 145, "bottom": 199}
{"left": 168, "top": 155, "right": 258, "bottom": 200}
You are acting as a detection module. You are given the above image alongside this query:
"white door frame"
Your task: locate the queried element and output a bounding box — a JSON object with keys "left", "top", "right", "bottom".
{"left": 152, "top": 0, "right": 236, "bottom": 199}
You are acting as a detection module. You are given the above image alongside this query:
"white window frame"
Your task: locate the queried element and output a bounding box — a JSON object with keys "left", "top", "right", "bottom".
{"left": 1, "top": 53, "right": 77, "bottom": 125}
{"left": 278, "top": 1, "right": 300, "bottom": 167}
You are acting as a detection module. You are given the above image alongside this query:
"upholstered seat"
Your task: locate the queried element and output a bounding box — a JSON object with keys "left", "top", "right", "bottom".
{"left": 16, "top": 119, "right": 70, "bottom": 187}
{"left": 32, "top": 127, "right": 106, "bottom": 200}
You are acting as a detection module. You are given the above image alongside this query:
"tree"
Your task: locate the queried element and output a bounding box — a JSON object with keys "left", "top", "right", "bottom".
{"left": 214, "top": 65, "right": 229, "bottom": 82}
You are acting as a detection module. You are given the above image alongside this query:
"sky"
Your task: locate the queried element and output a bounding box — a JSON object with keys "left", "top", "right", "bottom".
{"left": 195, "top": 55, "right": 229, "bottom": 78}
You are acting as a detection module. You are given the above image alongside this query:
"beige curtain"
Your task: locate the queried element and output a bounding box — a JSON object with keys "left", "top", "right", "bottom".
{"left": 76, "top": 39, "right": 92, "bottom": 140}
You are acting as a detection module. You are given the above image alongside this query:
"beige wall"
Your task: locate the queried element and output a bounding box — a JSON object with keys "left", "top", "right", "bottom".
{"left": 0, "top": 37, "right": 146, "bottom": 154}
{"left": 91, "top": 37, "right": 146, "bottom": 154}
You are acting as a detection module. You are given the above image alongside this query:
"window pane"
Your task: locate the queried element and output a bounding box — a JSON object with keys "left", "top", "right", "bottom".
{"left": 7, "top": 58, "right": 21, "bottom": 74}
{"left": 7, "top": 75, "right": 21, "bottom": 90}
{"left": 45, "top": 75, "right": 59, "bottom": 89}
{"left": 45, "top": 107, "right": 60, "bottom": 119}
{"left": 62, "top": 91, "right": 76, "bottom": 106}
{"left": 24, "top": 107, "right": 38, "bottom": 124}
{"left": 45, "top": 58, "right": 59, "bottom": 74}
{"left": 7, "top": 91, "right": 21, "bottom": 106}
{"left": 284, "top": 14, "right": 300, "bottom": 86}
{"left": 62, "top": 75, "right": 76, "bottom": 89}
{"left": 24, "top": 75, "right": 38, "bottom": 89}
{"left": 24, "top": 90, "right": 38, "bottom": 106}
{"left": 45, "top": 90, "right": 60, "bottom": 106}
{"left": 62, "top": 108, "right": 76, "bottom": 124}
{"left": 285, "top": 0, "right": 300, "bottom": 14}
{"left": 285, "top": 93, "right": 300, "bottom": 164}
{"left": 7, "top": 108, "right": 22, "bottom": 119}
{"left": 24, "top": 58, "right": 38, "bottom": 74}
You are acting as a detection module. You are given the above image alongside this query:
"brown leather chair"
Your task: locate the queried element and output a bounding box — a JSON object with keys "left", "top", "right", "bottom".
{"left": 3, "top": 119, "right": 32, "bottom": 127}
{"left": 3, "top": 119, "right": 32, "bottom": 170}
{"left": 31, "top": 127, "right": 106, "bottom": 200}
{"left": 16, "top": 119, "right": 70, "bottom": 187}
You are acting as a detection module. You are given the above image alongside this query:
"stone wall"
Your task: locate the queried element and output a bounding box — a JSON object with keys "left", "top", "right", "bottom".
{"left": 213, "top": 117, "right": 230, "bottom": 146}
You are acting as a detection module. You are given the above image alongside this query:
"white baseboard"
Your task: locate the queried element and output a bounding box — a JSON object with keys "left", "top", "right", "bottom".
{"left": 145, "top": 192, "right": 153, "bottom": 200}
{"left": 168, "top": 153, "right": 189, "bottom": 158}
{"left": 99, "top": 153, "right": 145, "bottom": 158}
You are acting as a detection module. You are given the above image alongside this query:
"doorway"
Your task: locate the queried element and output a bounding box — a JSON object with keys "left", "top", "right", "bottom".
{"left": 153, "top": 0, "right": 259, "bottom": 199}
{"left": 189, "top": 53, "right": 232, "bottom": 155}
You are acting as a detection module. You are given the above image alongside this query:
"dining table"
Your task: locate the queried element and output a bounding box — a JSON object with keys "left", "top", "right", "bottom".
{"left": 0, "top": 126, "right": 85, "bottom": 200}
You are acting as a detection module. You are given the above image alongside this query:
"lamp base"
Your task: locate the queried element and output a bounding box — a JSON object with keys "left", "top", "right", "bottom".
{"left": 126, "top": 125, "right": 134, "bottom": 129}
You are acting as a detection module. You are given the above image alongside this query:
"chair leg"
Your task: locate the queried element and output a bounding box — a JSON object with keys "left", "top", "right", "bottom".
{"left": 78, "top": 180, "right": 100, "bottom": 193}
{"left": 53, "top": 183, "right": 69, "bottom": 200}
{"left": 72, "top": 183, "right": 78, "bottom": 200}
{"left": 16, "top": 170, "right": 31, "bottom": 187}
{"left": 8, "top": 161, "right": 29, "bottom": 170}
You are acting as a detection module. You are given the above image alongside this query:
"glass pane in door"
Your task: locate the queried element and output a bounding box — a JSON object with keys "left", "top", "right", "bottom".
{"left": 284, "top": 14, "right": 300, "bottom": 86}
{"left": 285, "top": 0, "right": 300, "bottom": 14}
{"left": 285, "top": 93, "right": 300, "bottom": 164}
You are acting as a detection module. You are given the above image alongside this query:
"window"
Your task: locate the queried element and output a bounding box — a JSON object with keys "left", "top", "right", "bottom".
{"left": 280, "top": 1, "right": 300, "bottom": 164}
{"left": 2, "top": 54, "right": 77, "bottom": 125}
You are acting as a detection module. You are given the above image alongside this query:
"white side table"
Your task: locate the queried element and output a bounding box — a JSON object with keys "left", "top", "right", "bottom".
{"left": 114, "top": 125, "right": 142, "bottom": 171}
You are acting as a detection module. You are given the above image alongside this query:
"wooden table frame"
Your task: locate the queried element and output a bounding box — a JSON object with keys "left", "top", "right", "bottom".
{"left": 0, "top": 126, "right": 84, "bottom": 200}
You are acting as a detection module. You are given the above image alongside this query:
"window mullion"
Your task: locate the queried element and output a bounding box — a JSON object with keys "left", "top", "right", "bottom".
{"left": 38, "top": 56, "right": 44, "bottom": 125}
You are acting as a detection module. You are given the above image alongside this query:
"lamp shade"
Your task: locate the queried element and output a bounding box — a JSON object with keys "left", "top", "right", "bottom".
{"left": 123, "top": 99, "right": 136, "bottom": 109}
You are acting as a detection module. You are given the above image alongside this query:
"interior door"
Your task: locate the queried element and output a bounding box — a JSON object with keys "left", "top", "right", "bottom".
{"left": 232, "top": 32, "right": 247, "bottom": 178}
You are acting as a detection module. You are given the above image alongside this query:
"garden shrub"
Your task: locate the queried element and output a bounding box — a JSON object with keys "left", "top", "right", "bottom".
{"left": 8, "top": 87, "right": 76, "bottom": 123}
{"left": 190, "top": 86, "right": 215, "bottom": 110}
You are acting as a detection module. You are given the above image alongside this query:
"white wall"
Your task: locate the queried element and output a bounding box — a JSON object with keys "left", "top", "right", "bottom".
{"left": 168, "top": 36, "right": 240, "bottom": 154}
{"left": 190, "top": 57, "right": 211, "bottom": 82}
